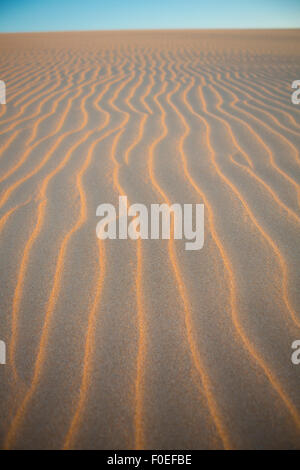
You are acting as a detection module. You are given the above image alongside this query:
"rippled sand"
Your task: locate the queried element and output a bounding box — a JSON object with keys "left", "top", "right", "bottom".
{"left": 0, "top": 29, "right": 300, "bottom": 449}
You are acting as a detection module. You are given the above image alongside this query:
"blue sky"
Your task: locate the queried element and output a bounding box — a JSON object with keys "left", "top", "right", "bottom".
{"left": 0, "top": 0, "right": 299, "bottom": 32}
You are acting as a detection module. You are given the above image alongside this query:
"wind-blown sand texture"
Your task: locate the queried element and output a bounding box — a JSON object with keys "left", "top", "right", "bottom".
{"left": 0, "top": 29, "right": 300, "bottom": 450}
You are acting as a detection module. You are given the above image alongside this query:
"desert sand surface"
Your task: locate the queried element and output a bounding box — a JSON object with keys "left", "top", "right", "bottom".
{"left": 0, "top": 29, "right": 300, "bottom": 450}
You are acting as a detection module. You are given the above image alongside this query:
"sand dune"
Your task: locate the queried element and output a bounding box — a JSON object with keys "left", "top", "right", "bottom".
{"left": 0, "top": 29, "right": 300, "bottom": 449}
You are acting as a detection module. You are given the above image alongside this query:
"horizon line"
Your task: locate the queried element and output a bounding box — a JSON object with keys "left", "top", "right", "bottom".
{"left": 1, "top": 26, "right": 300, "bottom": 35}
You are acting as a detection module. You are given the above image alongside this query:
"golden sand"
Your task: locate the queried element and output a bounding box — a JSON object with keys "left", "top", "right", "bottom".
{"left": 0, "top": 29, "right": 300, "bottom": 449}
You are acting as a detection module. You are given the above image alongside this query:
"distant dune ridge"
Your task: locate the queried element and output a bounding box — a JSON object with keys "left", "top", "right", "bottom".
{"left": 0, "top": 29, "right": 300, "bottom": 450}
